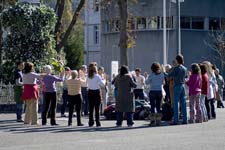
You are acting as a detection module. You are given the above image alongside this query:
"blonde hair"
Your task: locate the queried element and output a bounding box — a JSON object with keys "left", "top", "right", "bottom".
{"left": 202, "top": 61, "right": 214, "bottom": 76}
{"left": 71, "top": 70, "right": 78, "bottom": 79}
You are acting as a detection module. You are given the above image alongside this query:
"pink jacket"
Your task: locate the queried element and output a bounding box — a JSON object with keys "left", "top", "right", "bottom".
{"left": 186, "top": 74, "right": 202, "bottom": 95}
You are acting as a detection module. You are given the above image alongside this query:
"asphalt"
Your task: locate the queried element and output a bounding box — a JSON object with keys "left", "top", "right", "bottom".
{"left": 0, "top": 109, "right": 225, "bottom": 150}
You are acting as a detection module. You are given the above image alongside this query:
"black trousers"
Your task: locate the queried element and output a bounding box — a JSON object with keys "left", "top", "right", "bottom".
{"left": 42, "top": 92, "right": 57, "bottom": 125}
{"left": 205, "top": 97, "right": 216, "bottom": 119}
{"left": 88, "top": 89, "right": 101, "bottom": 126}
{"left": 68, "top": 94, "right": 82, "bottom": 125}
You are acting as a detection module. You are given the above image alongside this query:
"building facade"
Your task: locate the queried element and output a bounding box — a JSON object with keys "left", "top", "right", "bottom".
{"left": 84, "top": 0, "right": 101, "bottom": 65}
{"left": 100, "top": 0, "right": 225, "bottom": 75}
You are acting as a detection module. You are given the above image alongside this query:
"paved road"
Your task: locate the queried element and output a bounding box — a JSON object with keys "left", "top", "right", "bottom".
{"left": 0, "top": 109, "right": 225, "bottom": 150}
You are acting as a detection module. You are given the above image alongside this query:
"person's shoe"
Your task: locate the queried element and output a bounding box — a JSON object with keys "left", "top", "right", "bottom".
{"left": 77, "top": 123, "right": 84, "bottom": 126}
{"left": 51, "top": 123, "right": 59, "bottom": 126}
{"left": 89, "top": 122, "right": 94, "bottom": 127}
{"left": 68, "top": 123, "right": 72, "bottom": 126}
{"left": 116, "top": 124, "right": 122, "bottom": 127}
{"left": 149, "top": 120, "right": 156, "bottom": 126}
{"left": 42, "top": 123, "right": 47, "bottom": 126}
{"left": 17, "top": 119, "right": 24, "bottom": 122}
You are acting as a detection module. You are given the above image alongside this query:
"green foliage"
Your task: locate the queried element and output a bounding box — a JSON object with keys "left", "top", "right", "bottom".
{"left": 0, "top": 3, "right": 57, "bottom": 67}
{"left": 51, "top": 58, "right": 64, "bottom": 73}
{"left": 63, "top": 19, "right": 84, "bottom": 70}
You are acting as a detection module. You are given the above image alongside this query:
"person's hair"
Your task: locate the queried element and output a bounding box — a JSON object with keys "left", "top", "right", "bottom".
{"left": 80, "top": 65, "right": 87, "bottom": 70}
{"left": 164, "top": 64, "right": 172, "bottom": 72}
{"left": 151, "top": 62, "right": 161, "bottom": 74}
{"left": 98, "top": 66, "right": 104, "bottom": 72}
{"left": 44, "top": 65, "right": 52, "bottom": 74}
{"left": 191, "top": 63, "right": 200, "bottom": 75}
{"left": 71, "top": 70, "right": 78, "bottom": 79}
{"left": 119, "top": 65, "right": 129, "bottom": 76}
{"left": 88, "top": 63, "right": 97, "bottom": 78}
{"left": 24, "top": 62, "right": 34, "bottom": 74}
{"left": 16, "top": 61, "right": 23, "bottom": 67}
{"left": 202, "top": 61, "right": 213, "bottom": 76}
{"left": 199, "top": 64, "right": 207, "bottom": 75}
{"left": 65, "top": 66, "right": 71, "bottom": 71}
{"left": 176, "top": 54, "right": 184, "bottom": 64}
{"left": 135, "top": 68, "right": 141, "bottom": 72}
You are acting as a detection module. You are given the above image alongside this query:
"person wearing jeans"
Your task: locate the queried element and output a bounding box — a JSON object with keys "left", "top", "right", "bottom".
{"left": 168, "top": 55, "right": 188, "bottom": 125}
{"left": 145, "top": 62, "right": 164, "bottom": 126}
{"left": 14, "top": 61, "right": 24, "bottom": 122}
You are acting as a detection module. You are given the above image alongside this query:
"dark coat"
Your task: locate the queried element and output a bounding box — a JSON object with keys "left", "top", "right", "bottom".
{"left": 114, "top": 74, "right": 137, "bottom": 112}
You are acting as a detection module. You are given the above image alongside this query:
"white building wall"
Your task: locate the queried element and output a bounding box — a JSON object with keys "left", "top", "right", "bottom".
{"left": 84, "top": 0, "right": 101, "bottom": 65}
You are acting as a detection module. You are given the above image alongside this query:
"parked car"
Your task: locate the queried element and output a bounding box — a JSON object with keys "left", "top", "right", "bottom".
{"left": 103, "top": 100, "right": 151, "bottom": 120}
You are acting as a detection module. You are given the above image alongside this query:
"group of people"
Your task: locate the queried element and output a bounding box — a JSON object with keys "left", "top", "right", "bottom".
{"left": 13, "top": 54, "right": 224, "bottom": 127}
{"left": 112, "top": 54, "right": 224, "bottom": 127}
{"left": 14, "top": 61, "right": 108, "bottom": 127}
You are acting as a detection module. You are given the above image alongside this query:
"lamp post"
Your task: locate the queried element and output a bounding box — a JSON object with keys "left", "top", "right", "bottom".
{"left": 176, "top": 0, "right": 181, "bottom": 55}
{"left": 163, "top": 0, "right": 167, "bottom": 65}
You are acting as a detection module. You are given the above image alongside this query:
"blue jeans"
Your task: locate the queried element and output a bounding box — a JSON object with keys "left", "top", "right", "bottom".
{"left": 149, "top": 91, "right": 162, "bottom": 113}
{"left": 116, "top": 112, "right": 134, "bottom": 126}
{"left": 16, "top": 101, "right": 24, "bottom": 120}
{"left": 61, "top": 89, "right": 68, "bottom": 115}
{"left": 173, "top": 84, "right": 187, "bottom": 124}
{"left": 81, "top": 87, "right": 89, "bottom": 115}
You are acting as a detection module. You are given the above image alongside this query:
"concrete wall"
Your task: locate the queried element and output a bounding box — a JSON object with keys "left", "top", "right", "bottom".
{"left": 100, "top": 0, "right": 225, "bottom": 76}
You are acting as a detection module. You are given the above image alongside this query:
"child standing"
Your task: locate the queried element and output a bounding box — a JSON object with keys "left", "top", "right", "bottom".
{"left": 186, "top": 63, "right": 202, "bottom": 123}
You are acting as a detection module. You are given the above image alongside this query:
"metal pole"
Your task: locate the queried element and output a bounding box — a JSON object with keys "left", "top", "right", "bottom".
{"left": 163, "top": 0, "right": 167, "bottom": 65}
{"left": 176, "top": 0, "right": 181, "bottom": 54}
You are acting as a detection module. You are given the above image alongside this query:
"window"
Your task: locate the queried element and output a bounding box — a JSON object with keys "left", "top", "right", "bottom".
{"left": 181, "top": 17, "right": 191, "bottom": 29}
{"left": 161, "top": 16, "right": 173, "bottom": 29}
{"left": 220, "top": 18, "right": 225, "bottom": 30}
{"left": 209, "top": 18, "right": 220, "bottom": 30}
{"left": 137, "top": 18, "right": 146, "bottom": 29}
{"left": 128, "top": 18, "right": 136, "bottom": 30}
{"left": 94, "top": 0, "right": 99, "bottom": 12}
{"left": 147, "top": 17, "right": 159, "bottom": 29}
{"left": 191, "top": 17, "right": 204, "bottom": 29}
{"left": 94, "top": 25, "right": 99, "bottom": 44}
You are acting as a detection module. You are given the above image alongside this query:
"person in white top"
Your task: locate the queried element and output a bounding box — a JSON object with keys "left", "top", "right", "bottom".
{"left": 87, "top": 63, "right": 105, "bottom": 127}
{"left": 98, "top": 66, "right": 108, "bottom": 114}
{"left": 133, "top": 68, "right": 145, "bottom": 100}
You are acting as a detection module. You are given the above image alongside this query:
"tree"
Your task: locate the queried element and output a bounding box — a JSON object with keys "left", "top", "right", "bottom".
{"left": 0, "top": 3, "right": 57, "bottom": 82}
{"left": 102, "top": 0, "right": 137, "bottom": 66}
{"left": 206, "top": 30, "right": 225, "bottom": 76}
{"left": 64, "top": 19, "right": 84, "bottom": 70}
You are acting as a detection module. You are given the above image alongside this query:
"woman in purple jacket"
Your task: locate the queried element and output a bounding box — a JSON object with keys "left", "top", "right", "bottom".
{"left": 42, "top": 65, "right": 64, "bottom": 125}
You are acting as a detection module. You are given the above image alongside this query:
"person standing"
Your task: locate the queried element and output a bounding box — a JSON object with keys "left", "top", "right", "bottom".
{"left": 199, "top": 64, "right": 209, "bottom": 122}
{"left": 80, "top": 65, "right": 89, "bottom": 115}
{"left": 114, "top": 65, "right": 137, "bottom": 127}
{"left": 98, "top": 66, "right": 108, "bottom": 114}
{"left": 203, "top": 61, "right": 217, "bottom": 119}
{"left": 168, "top": 55, "right": 188, "bottom": 125}
{"left": 215, "top": 68, "right": 224, "bottom": 108}
{"left": 66, "top": 70, "right": 86, "bottom": 126}
{"left": 133, "top": 68, "right": 145, "bottom": 100}
{"left": 21, "top": 62, "right": 41, "bottom": 125}
{"left": 87, "top": 63, "right": 105, "bottom": 127}
{"left": 145, "top": 63, "right": 164, "bottom": 126}
{"left": 186, "top": 63, "right": 203, "bottom": 123}
{"left": 14, "top": 61, "right": 24, "bottom": 122}
{"left": 60, "top": 67, "right": 71, "bottom": 117}
{"left": 41, "top": 65, "right": 64, "bottom": 126}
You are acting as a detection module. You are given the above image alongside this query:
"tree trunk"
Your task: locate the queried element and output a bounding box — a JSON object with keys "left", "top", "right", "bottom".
{"left": 54, "top": 0, "right": 65, "bottom": 48}
{"left": 118, "top": 0, "right": 128, "bottom": 66}
{"left": 56, "top": 0, "right": 85, "bottom": 52}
